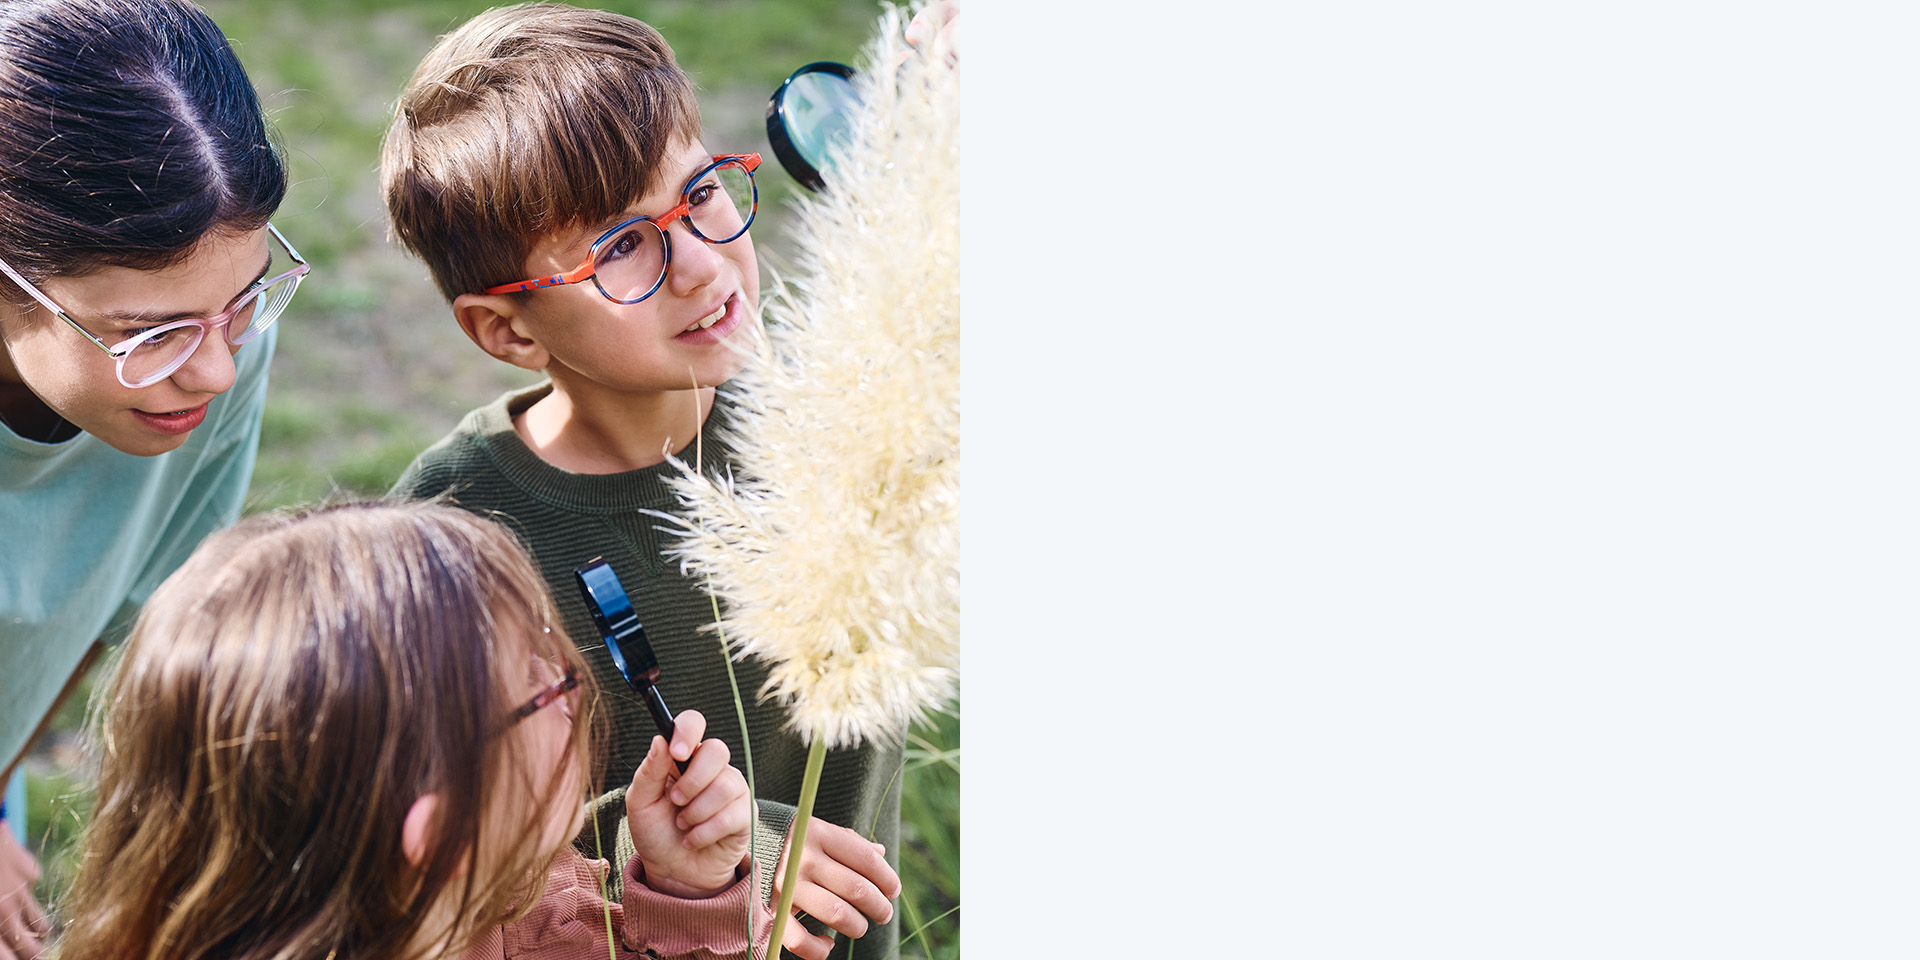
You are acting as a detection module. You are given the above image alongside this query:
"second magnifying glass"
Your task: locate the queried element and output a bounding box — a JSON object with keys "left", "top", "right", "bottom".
{"left": 766, "top": 60, "right": 860, "bottom": 193}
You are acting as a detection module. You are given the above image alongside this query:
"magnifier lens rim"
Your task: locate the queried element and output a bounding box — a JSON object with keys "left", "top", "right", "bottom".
{"left": 767, "top": 60, "right": 857, "bottom": 192}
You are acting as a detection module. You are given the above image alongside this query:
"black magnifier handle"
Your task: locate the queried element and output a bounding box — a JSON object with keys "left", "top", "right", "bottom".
{"left": 574, "top": 558, "right": 687, "bottom": 774}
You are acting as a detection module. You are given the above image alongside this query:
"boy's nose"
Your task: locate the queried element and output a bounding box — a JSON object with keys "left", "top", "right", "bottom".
{"left": 169, "top": 330, "right": 239, "bottom": 396}
{"left": 664, "top": 222, "right": 725, "bottom": 296}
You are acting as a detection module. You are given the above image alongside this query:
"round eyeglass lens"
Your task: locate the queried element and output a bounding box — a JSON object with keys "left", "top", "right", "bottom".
{"left": 114, "top": 272, "right": 303, "bottom": 386}
{"left": 592, "top": 220, "right": 669, "bottom": 304}
{"left": 119, "top": 322, "right": 210, "bottom": 387}
{"left": 230, "top": 272, "right": 302, "bottom": 344}
{"left": 687, "top": 160, "right": 756, "bottom": 243}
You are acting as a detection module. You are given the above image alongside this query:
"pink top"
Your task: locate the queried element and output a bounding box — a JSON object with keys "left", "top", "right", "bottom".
{"left": 459, "top": 848, "right": 772, "bottom": 960}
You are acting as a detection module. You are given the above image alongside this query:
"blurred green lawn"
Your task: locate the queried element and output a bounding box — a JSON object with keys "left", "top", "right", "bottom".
{"left": 18, "top": 2, "right": 956, "bottom": 957}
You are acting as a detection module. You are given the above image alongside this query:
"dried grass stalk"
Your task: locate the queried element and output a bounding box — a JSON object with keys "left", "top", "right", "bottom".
{"left": 659, "top": 2, "right": 959, "bottom": 754}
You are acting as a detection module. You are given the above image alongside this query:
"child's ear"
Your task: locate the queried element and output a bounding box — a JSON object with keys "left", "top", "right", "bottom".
{"left": 401, "top": 793, "right": 440, "bottom": 869}
{"left": 402, "top": 793, "right": 471, "bottom": 877}
{"left": 452, "top": 293, "right": 551, "bottom": 372}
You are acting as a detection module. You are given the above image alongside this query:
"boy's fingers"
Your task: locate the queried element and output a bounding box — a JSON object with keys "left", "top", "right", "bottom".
{"left": 801, "top": 855, "right": 893, "bottom": 931}
{"left": 789, "top": 877, "right": 874, "bottom": 940}
{"left": 668, "top": 708, "right": 706, "bottom": 763}
{"left": 815, "top": 820, "right": 902, "bottom": 898}
{"left": 777, "top": 922, "right": 832, "bottom": 960}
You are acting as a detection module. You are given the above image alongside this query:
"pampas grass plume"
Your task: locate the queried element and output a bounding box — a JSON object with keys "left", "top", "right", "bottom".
{"left": 660, "top": 3, "right": 959, "bottom": 752}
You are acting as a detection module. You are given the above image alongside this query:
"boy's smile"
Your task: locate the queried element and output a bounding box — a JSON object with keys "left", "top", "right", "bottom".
{"left": 513, "top": 137, "right": 758, "bottom": 392}
{"left": 458, "top": 136, "right": 760, "bottom": 473}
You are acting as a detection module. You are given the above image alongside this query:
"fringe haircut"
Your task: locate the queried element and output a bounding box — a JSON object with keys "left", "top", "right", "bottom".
{"left": 57, "top": 500, "right": 599, "bottom": 960}
{"left": 0, "top": 0, "right": 286, "bottom": 290}
{"left": 380, "top": 1, "right": 704, "bottom": 302}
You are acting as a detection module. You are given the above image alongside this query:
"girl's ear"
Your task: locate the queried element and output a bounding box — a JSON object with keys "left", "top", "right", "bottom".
{"left": 402, "top": 793, "right": 472, "bottom": 878}
{"left": 451, "top": 293, "right": 551, "bottom": 372}
{"left": 401, "top": 793, "right": 441, "bottom": 869}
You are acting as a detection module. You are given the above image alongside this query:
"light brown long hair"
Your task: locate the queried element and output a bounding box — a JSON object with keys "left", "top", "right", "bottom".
{"left": 57, "top": 501, "right": 599, "bottom": 960}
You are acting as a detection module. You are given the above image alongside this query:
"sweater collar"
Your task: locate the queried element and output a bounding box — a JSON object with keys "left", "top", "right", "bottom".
{"left": 469, "top": 381, "right": 735, "bottom": 511}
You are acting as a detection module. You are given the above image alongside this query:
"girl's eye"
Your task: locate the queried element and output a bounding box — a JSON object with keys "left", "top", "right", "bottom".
{"left": 687, "top": 181, "right": 717, "bottom": 208}
{"left": 124, "top": 325, "right": 176, "bottom": 347}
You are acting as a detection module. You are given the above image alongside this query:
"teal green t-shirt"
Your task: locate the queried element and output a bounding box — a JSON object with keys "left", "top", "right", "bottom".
{"left": 0, "top": 324, "right": 274, "bottom": 771}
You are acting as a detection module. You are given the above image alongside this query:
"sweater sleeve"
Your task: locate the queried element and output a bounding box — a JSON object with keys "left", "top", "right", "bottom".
{"left": 619, "top": 854, "right": 772, "bottom": 960}
{"left": 484, "top": 847, "right": 770, "bottom": 960}
{"left": 752, "top": 799, "right": 799, "bottom": 905}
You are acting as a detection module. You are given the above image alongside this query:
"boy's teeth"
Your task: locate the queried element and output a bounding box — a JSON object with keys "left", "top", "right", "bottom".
{"left": 685, "top": 305, "right": 725, "bottom": 332}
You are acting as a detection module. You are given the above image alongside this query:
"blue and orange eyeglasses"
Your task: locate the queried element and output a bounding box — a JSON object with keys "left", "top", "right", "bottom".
{"left": 485, "top": 154, "right": 760, "bottom": 304}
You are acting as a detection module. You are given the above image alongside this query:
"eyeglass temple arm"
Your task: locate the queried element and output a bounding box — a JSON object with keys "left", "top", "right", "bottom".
{"left": 0, "top": 255, "right": 114, "bottom": 354}
{"left": 266, "top": 222, "right": 309, "bottom": 268}
{"left": 487, "top": 257, "right": 598, "bottom": 296}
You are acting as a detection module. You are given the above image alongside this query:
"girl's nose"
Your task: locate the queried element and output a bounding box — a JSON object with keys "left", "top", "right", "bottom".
{"left": 168, "top": 327, "right": 239, "bottom": 396}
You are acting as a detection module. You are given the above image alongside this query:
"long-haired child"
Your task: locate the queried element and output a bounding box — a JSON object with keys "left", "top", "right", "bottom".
{"left": 55, "top": 500, "right": 772, "bottom": 960}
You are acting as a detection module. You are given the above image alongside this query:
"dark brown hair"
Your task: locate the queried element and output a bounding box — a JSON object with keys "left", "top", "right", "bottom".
{"left": 380, "top": 2, "right": 703, "bottom": 302}
{"left": 58, "top": 501, "right": 599, "bottom": 960}
{"left": 0, "top": 0, "right": 286, "bottom": 288}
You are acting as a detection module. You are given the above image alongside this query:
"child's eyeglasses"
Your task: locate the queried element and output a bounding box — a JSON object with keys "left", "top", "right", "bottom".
{"left": 0, "top": 223, "right": 309, "bottom": 389}
{"left": 484, "top": 154, "right": 759, "bottom": 304}
{"left": 509, "top": 664, "right": 581, "bottom": 725}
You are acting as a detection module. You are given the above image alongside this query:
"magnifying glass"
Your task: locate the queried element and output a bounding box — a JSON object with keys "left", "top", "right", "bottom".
{"left": 765, "top": 61, "right": 860, "bottom": 192}
{"left": 575, "top": 557, "right": 686, "bottom": 772}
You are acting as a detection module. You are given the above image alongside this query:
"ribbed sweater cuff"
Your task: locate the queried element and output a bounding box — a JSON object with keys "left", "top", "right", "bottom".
{"left": 623, "top": 855, "right": 771, "bottom": 960}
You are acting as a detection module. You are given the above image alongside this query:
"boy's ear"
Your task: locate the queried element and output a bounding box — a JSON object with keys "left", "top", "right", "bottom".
{"left": 452, "top": 293, "right": 551, "bottom": 372}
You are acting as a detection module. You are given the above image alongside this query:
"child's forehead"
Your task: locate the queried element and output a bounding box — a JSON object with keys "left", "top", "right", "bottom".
{"left": 543, "top": 139, "right": 712, "bottom": 251}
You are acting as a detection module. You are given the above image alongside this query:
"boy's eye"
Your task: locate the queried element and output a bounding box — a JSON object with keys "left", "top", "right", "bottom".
{"left": 602, "top": 227, "right": 647, "bottom": 262}
{"left": 686, "top": 181, "right": 718, "bottom": 208}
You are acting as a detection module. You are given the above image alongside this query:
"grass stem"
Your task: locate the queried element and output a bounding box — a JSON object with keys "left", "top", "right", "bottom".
{"left": 765, "top": 734, "right": 827, "bottom": 959}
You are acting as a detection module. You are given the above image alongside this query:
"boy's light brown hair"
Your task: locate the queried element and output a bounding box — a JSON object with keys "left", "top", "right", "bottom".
{"left": 380, "top": 1, "right": 703, "bottom": 302}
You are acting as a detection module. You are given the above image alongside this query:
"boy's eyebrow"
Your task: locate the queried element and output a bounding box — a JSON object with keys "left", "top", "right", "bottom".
{"left": 98, "top": 254, "right": 274, "bottom": 325}
{"left": 585, "top": 157, "right": 712, "bottom": 237}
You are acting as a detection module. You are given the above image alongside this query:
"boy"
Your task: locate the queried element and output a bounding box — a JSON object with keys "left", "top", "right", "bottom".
{"left": 380, "top": 6, "right": 900, "bottom": 960}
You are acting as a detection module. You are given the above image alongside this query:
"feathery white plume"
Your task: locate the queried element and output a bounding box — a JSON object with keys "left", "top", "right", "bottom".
{"left": 659, "top": 4, "right": 959, "bottom": 750}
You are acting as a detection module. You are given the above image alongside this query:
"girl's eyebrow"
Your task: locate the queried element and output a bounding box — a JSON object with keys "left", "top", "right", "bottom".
{"left": 98, "top": 253, "right": 273, "bottom": 325}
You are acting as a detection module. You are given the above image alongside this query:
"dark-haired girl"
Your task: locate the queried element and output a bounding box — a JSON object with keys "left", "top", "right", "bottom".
{"left": 0, "top": 2, "right": 309, "bottom": 951}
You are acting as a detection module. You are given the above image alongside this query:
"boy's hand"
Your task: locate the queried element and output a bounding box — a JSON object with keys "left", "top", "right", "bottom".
{"left": 626, "top": 710, "right": 752, "bottom": 899}
{"left": 773, "top": 818, "right": 902, "bottom": 960}
{"left": 0, "top": 825, "right": 47, "bottom": 960}
{"left": 898, "top": 0, "right": 960, "bottom": 69}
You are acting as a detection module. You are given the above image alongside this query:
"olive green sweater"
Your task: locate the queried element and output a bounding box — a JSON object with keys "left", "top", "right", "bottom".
{"left": 391, "top": 383, "right": 901, "bottom": 960}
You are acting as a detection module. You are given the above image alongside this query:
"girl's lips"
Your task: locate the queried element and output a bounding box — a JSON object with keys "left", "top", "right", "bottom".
{"left": 130, "top": 403, "right": 208, "bottom": 436}
{"left": 674, "top": 295, "right": 743, "bottom": 346}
